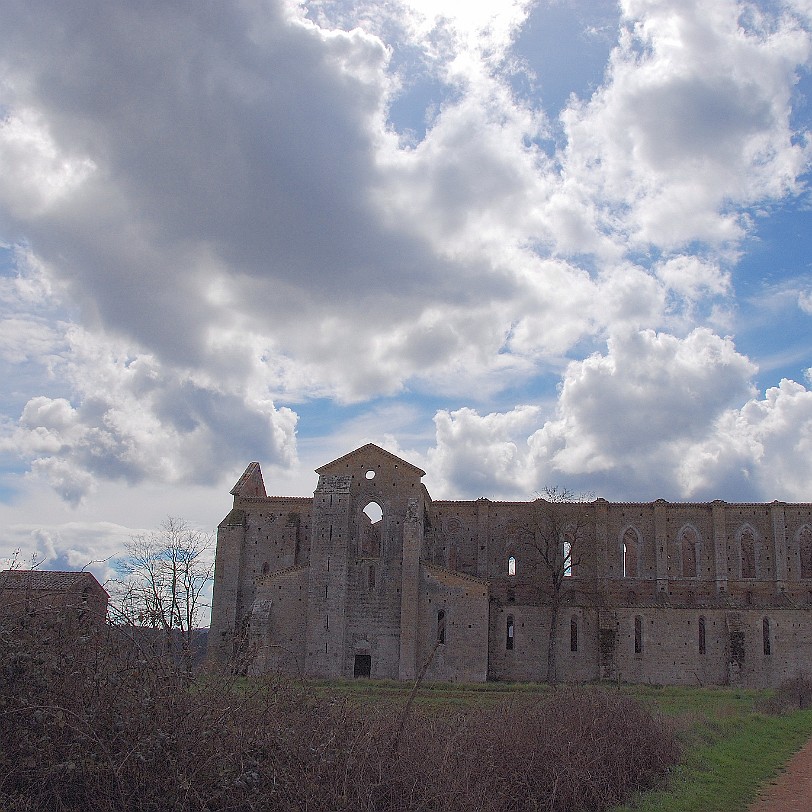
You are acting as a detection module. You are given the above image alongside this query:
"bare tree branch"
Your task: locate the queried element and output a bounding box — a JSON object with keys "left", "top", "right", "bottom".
{"left": 525, "top": 486, "right": 594, "bottom": 684}
{"left": 109, "top": 517, "right": 213, "bottom": 676}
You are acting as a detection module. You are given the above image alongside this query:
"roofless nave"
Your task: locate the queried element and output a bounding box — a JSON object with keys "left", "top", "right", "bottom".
{"left": 209, "top": 444, "right": 812, "bottom": 686}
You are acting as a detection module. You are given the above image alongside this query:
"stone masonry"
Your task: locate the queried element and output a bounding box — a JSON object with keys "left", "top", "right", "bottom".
{"left": 208, "top": 444, "right": 812, "bottom": 686}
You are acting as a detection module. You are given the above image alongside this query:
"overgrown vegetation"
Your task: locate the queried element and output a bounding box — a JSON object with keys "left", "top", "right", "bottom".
{"left": 0, "top": 620, "right": 678, "bottom": 812}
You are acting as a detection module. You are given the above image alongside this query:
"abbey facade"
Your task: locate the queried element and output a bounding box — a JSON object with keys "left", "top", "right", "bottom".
{"left": 208, "top": 444, "right": 812, "bottom": 687}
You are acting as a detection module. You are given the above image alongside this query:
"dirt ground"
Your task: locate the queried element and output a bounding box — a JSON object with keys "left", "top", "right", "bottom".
{"left": 748, "top": 735, "right": 812, "bottom": 812}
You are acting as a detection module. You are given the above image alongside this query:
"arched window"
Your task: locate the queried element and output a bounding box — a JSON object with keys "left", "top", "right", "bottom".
{"left": 799, "top": 526, "right": 812, "bottom": 580}
{"left": 763, "top": 617, "right": 771, "bottom": 656}
{"left": 361, "top": 501, "right": 382, "bottom": 557}
{"left": 437, "top": 610, "right": 446, "bottom": 645}
{"left": 570, "top": 616, "right": 578, "bottom": 652}
{"left": 367, "top": 564, "right": 375, "bottom": 589}
{"left": 698, "top": 616, "right": 706, "bottom": 655}
{"left": 680, "top": 527, "right": 698, "bottom": 578}
{"left": 622, "top": 528, "right": 639, "bottom": 578}
{"left": 634, "top": 616, "right": 643, "bottom": 654}
{"left": 506, "top": 615, "right": 514, "bottom": 650}
{"left": 563, "top": 533, "right": 574, "bottom": 577}
{"left": 508, "top": 555, "right": 516, "bottom": 577}
{"left": 739, "top": 527, "right": 757, "bottom": 579}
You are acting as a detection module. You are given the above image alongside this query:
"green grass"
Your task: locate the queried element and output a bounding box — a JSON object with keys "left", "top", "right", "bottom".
{"left": 611, "top": 694, "right": 812, "bottom": 812}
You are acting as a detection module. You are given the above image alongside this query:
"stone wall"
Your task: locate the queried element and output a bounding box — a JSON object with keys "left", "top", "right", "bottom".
{"left": 208, "top": 445, "right": 812, "bottom": 687}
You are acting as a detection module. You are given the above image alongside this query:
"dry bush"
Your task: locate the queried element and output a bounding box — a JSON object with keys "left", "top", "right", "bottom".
{"left": 768, "top": 673, "right": 812, "bottom": 713}
{"left": 0, "top": 621, "right": 678, "bottom": 811}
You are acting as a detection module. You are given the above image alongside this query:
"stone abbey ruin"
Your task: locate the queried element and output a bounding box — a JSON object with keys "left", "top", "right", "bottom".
{"left": 209, "top": 444, "right": 812, "bottom": 686}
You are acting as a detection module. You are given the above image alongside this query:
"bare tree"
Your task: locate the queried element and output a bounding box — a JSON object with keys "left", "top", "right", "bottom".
{"left": 525, "top": 486, "right": 593, "bottom": 684}
{"left": 112, "top": 517, "right": 213, "bottom": 675}
{"left": 2, "top": 548, "right": 46, "bottom": 570}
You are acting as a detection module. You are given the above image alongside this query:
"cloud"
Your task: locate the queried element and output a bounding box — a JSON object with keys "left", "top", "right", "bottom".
{"left": 560, "top": 0, "right": 812, "bottom": 251}
{"left": 655, "top": 255, "right": 730, "bottom": 302}
{"left": 680, "top": 378, "right": 812, "bottom": 500}
{"left": 426, "top": 404, "right": 542, "bottom": 498}
{"left": 427, "top": 328, "right": 767, "bottom": 500}
{"left": 1, "top": 519, "right": 153, "bottom": 586}
{"left": 529, "top": 328, "right": 757, "bottom": 485}
{"left": 0, "top": 0, "right": 811, "bottom": 505}
{"left": 1, "top": 323, "right": 298, "bottom": 504}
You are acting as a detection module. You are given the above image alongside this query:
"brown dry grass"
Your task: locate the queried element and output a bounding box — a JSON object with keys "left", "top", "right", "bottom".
{"left": 0, "top": 619, "right": 679, "bottom": 811}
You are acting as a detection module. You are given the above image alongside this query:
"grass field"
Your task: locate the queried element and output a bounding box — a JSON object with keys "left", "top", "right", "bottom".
{"left": 306, "top": 679, "right": 812, "bottom": 812}
{"left": 613, "top": 686, "right": 812, "bottom": 812}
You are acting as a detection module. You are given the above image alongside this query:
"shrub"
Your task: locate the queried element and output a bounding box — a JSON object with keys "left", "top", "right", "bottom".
{"left": 0, "top": 623, "right": 678, "bottom": 811}
{"left": 773, "top": 673, "right": 812, "bottom": 711}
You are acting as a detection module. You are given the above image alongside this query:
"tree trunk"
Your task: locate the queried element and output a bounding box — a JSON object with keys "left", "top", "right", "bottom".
{"left": 546, "top": 598, "right": 560, "bottom": 684}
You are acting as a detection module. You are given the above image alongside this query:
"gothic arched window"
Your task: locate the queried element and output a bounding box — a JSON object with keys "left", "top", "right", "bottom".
{"left": 622, "top": 528, "right": 640, "bottom": 578}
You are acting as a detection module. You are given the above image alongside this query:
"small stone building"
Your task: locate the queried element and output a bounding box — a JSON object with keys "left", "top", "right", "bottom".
{"left": 0, "top": 570, "right": 108, "bottom": 627}
{"left": 208, "top": 444, "right": 812, "bottom": 687}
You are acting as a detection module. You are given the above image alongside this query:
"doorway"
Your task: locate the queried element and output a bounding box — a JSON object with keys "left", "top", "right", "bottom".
{"left": 353, "top": 654, "right": 371, "bottom": 678}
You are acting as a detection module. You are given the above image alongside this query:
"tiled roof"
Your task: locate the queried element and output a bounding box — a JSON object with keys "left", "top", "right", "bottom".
{"left": 0, "top": 570, "right": 106, "bottom": 594}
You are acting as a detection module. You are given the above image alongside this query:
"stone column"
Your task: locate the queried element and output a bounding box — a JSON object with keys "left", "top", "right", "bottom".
{"left": 654, "top": 499, "right": 668, "bottom": 594}
{"left": 712, "top": 500, "right": 728, "bottom": 595}
{"left": 398, "top": 497, "right": 423, "bottom": 681}
{"left": 771, "top": 501, "right": 788, "bottom": 591}
{"left": 476, "top": 498, "right": 490, "bottom": 578}
{"left": 305, "top": 475, "right": 351, "bottom": 678}
{"left": 594, "top": 499, "right": 609, "bottom": 579}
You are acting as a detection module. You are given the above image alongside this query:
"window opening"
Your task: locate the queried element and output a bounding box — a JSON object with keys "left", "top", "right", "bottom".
{"left": 570, "top": 616, "right": 578, "bottom": 652}
{"left": 563, "top": 535, "right": 573, "bottom": 577}
{"left": 437, "top": 610, "right": 446, "bottom": 645}
{"left": 763, "top": 617, "right": 771, "bottom": 656}
{"left": 508, "top": 555, "right": 516, "bottom": 577}
{"left": 623, "top": 529, "right": 638, "bottom": 578}
{"left": 361, "top": 501, "right": 382, "bottom": 557}
{"left": 365, "top": 469, "right": 375, "bottom": 480}
{"left": 634, "top": 616, "right": 643, "bottom": 654}
{"left": 698, "top": 616, "right": 706, "bottom": 655}
{"left": 506, "top": 615, "right": 514, "bottom": 650}
{"left": 367, "top": 565, "right": 375, "bottom": 589}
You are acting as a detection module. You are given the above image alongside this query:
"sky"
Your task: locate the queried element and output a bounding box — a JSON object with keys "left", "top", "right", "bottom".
{"left": 1, "top": 0, "right": 812, "bottom": 585}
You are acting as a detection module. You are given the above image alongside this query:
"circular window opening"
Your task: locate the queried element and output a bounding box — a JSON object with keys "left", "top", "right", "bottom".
{"left": 365, "top": 470, "right": 375, "bottom": 480}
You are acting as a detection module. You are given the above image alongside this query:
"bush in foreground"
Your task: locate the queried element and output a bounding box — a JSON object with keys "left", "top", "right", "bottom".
{"left": 0, "top": 623, "right": 678, "bottom": 811}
